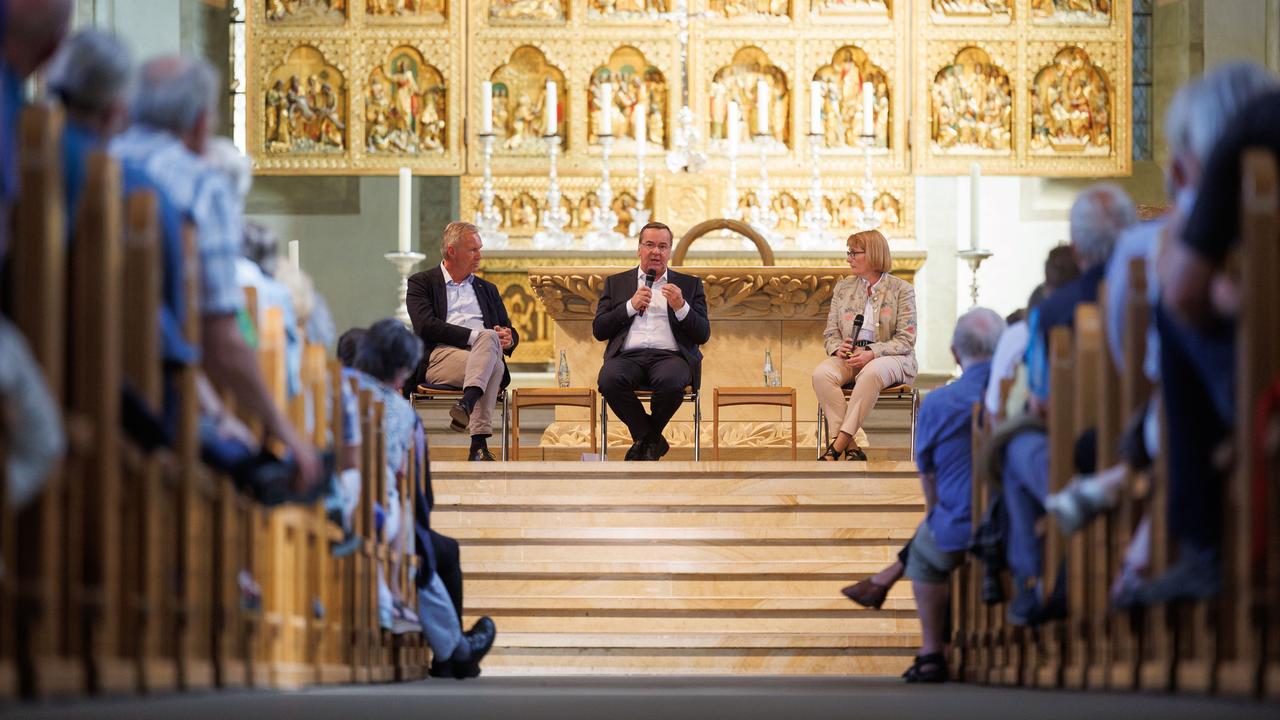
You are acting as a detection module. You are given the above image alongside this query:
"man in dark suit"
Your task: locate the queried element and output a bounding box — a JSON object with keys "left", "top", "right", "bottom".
{"left": 593, "top": 222, "right": 710, "bottom": 461}
{"left": 406, "top": 221, "right": 518, "bottom": 461}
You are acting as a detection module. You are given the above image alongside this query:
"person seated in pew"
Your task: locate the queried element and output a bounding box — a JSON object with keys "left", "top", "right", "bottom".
{"left": 110, "top": 55, "right": 323, "bottom": 498}
{"left": 406, "top": 221, "right": 518, "bottom": 462}
{"left": 1046, "top": 66, "right": 1276, "bottom": 567}
{"left": 812, "top": 229, "right": 917, "bottom": 461}
{"left": 1000, "top": 184, "right": 1137, "bottom": 626}
{"left": 594, "top": 221, "right": 710, "bottom": 461}
{"left": 328, "top": 326, "right": 366, "bottom": 552}
{"left": 898, "top": 308, "right": 1004, "bottom": 683}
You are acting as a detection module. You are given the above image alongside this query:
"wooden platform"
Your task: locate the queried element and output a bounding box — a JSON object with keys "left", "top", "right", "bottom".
{"left": 432, "top": 461, "right": 924, "bottom": 676}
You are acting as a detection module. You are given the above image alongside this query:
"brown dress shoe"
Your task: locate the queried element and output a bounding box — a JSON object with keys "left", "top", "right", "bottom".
{"left": 841, "top": 578, "right": 889, "bottom": 610}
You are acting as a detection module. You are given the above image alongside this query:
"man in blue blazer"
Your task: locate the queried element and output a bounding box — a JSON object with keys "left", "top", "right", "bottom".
{"left": 593, "top": 222, "right": 710, "bottom": 461}
{"left": 406, "top": 221, "right": 518, "bottom": 461}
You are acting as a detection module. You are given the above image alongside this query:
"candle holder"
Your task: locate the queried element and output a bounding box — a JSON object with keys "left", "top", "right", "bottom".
{"left": 533, "top": 134, "right": 574, "bottom": 250}
{"left": 852, "top": 131, "right": 882, "bottom": 231}
{"left": 796, "top": 132, "right": 837, "bottom": 251}
{"left": 747, "top": 133, "right": 780, "bottom": 245}
{"left": 652, "top": 0, "right": 712, "bottom": 174}
{"left": 628, "top": 142, "right": 651, "bottom": 236}
{"left": 383, "top": 250, "right": 426, "bottom": 326}
{"left": 474, "top": 132, "right": 508, "bottom": 249}
{"left": 584, "top": 134, "right": 626, "bottom": 250}
{"left": 957, "top": 247, "right": 994, "bottom": 308}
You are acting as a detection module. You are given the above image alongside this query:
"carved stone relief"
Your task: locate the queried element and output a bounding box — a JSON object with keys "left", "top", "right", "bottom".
{"left": 712, "top": 1, "right": 791, "bottom": 20}
{"left": 1031, "top": 0, "right": 1110, "bottom": 26}
{"left": 365, "top": 0, "right": 446, "bottom": 22}
{"left": 366, "top": 46, "right": 446, "bottom": 155}
{"left": 1030, "top": 46, "right": 1111, "bottom": 156}
{"left": 264, "top": 45, "right": 347, "bottom": 155}
{"left": 489, "top": 0, "right": 566, "bottom": 22}
{"left": 708, "top": 46, "right": 790, "bottom": 148}
{"left": 588, "top": 47, "right": 668, "bottom": 152}
{"left": 266, "top": 0, "right": 347, "bottom": 24}
{"left": 489, "top": 46, "right": 568, "bottom": 152}
{"left": 929, "top": 0, "right": 1011, "bottom": 23}
{"left": 811, "top": 0, "right": 890, "bottom": 18}
{"left": 929, "top": 46, "right": 1012, "bottom": 155}
{"left": 813, "top": 45, "right": 890, "bottom": 150}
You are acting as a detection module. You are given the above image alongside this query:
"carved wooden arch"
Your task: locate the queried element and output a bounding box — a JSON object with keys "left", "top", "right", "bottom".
{"left": 672, "top": 219, "right": 775, "bottom": 267}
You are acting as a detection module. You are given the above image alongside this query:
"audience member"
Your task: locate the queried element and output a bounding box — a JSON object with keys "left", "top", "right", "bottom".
{"left": 406, "top": 221, "right": 519, "bottom": 461}
{"left": 110, "top": 55, "right": 321, "bottom": 494}
{"left": 812, "top": 229, "right": 917, "bottom": 461}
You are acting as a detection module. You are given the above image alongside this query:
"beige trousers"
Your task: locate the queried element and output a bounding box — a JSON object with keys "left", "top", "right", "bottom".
{"left": 811, "top": 354, "right": 913, "bottom": 443}
{"left": 425, "top": 329, "right": 504, "bottom": 435}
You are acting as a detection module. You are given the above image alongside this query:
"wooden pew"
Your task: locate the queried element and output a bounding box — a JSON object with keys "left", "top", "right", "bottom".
{"left": 1036, "top": 325, "right": 1073, "bottom": 688}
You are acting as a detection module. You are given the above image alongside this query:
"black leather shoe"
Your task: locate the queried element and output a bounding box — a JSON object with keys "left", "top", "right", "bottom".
{"left": 468, "top": 447, "right": 496, "bottom": 462}
{"left": 449, "top": 401, "right": 470, "bottom": 433}
{"left": 428, "top": 659, "right": 454, "bottom": 678}
{"left": 624, "top": 440, "right": 646, "bottom": 461}
{"left": 640, "top": 435, "right": 670, "bottom": 461}
{"left": 451, "top": 616, "right": 497, "bottom": 679}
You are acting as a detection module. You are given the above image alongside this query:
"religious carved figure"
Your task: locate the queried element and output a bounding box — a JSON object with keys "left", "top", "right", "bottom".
{"left": 366, "top": 48, "right": 446, "bottom": 155}
{"left": 812, "top": 0, "right": 890, "bottom": 16}
{"left": 873, "top": 191, "right": 901, "bottom": 228}
{"left": 835, "top": 192, "right": 863, "bottom": 228}
{"left": 1030, "top": 46, "right": 1111, "bottom": 155}
{"left": 489, "top": 47, "right": 566, "bottom": 152}
{"left": 266, "top": 0, "right": 346, "bottom": 23}
{"left": 773, "top": 192, "right": 801, "bottom": 229}
{"left": 366, "top": 0, "right": 446, "bottom": 22}
{"left": 587, "top": 48, "right": 668, "bottom": 153}
{"left": 929, "top": 47, "right": 1012, "bottom": 154}
{"left": 510, "top": 192, "right": 540, "bottom": 229}
{"left": 929, "top": 0, "right": 1010, "bottom": 22}
{"left": 612, "top": 192, "right": 638, "bottom": 235}
{"left": 1031, "top": 0, "right": 1109, "bottom": 25}
{"left": 812, "top": 46, "right": 890, "bottom": 150}
{"left": 709, "top": 47, "right": 790, "bottom": 147}
{"left": 265, "top": 46, "right": 346, "bottom": 154}
{"left": 489, "top": 0, "right": 565, "bottom": 21}
{"left": 713, "top": 0, "right": 790, "bottom": 19}
{"left": 588, "top": 0, "right": 667, "bottom": 18}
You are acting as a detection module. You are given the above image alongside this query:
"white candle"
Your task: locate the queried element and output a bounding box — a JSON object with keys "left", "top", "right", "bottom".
{"left": 861, "top": 81, "right": 875, "bottom": 137}
{"left": 398, "top": 167, "right": 412, "bottom": 254}
{"left": 544, "top": 79, "right": 557, "bottom": 136}
{"left": 969, "top": 162, "right": 981, "bottom": 250}
{"left": 600, "top": 82, "right": 613, "bottom": 135}
{"left": 809, "top": 80, "right": 823, "bottom": 136}
{"left": 480, "top": 80, "right": 493, "bottom": 134}
{"left": 727, "top": 100, "right": 740, "bottom": 152}
{"left": 288, "top": 239, "right": 300, "bottom": 271}
{"left": 756, "top": 79, "right": 769, "bottom": 135}
{"left": 635, "top": 103, "right": 647, "bottom": 155}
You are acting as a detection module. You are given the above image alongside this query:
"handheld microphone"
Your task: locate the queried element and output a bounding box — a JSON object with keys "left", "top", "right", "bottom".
{"left": 638, "top": 268, "right": 656, "bottom": 316}
{"left": 845, "top": 313, "right": 865, "bottom": 358}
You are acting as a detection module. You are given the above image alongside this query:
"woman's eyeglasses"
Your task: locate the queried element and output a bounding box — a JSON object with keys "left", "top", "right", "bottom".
{"left": 846, "top": 250, "right": 866, "bottom": 258}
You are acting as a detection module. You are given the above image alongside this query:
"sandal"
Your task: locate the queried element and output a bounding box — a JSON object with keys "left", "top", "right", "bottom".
{"left": 902, "top": 652, "right": 949, "bottom": 683}
{"left": 843, "top": 445, "right": 868, "bottom": 461}
{"left": 818, "top": 442, "right": 843, "bottom": 461}
{"left": 840, "top": 579, "right": 890, "bottom": 610}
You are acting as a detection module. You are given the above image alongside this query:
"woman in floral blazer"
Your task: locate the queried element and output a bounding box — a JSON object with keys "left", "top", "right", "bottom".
{"left": 812, "top": 229, "right": 918, "bottom": 460}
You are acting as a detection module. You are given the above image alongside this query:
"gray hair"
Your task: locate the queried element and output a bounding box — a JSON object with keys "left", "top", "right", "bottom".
{"left": 951, "top": 307, "right": 1006, "bottom": 365}
{"left": 132, "top": 55, "right": 219, "bottom": 135}
{"left": 1068, "top": 183, "right": 1136, "bottom": 267}
{"left": 354, "top": 318, "right": 423, "bottom": 384}
{"left": 1165, "top": 62, "right": 1276, "bottom": 166}
{"left": 203, "top": 136, "right": 252, "bottom": 201}
{"left": 46, "top": 30, "right": 133, "bottom": 119}
{"left": 441, "top": 220, "right": 480, "bottom": 254}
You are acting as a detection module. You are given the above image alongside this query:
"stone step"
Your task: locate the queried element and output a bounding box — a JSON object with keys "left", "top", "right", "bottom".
{"left": 466, "top": 595, "right": 917, "bottom": 612}
{"left": 458, "top": 542, "right": 907, "bottom": 565}
{"left": 444, "top": 527, "right": 917, "bottom": 541}
{"left": 465, "top": 577, "right": 912, "bottom": 602}
{"left": 467, "top": 613, "right": 919, "bottom": 636}
{"left": 436, "top": 509, "right": 922, "bottom": 530}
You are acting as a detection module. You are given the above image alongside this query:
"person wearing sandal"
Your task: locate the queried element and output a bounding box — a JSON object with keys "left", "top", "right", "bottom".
{"left": 812, "top": 229, "right": 917, "bottom": 462}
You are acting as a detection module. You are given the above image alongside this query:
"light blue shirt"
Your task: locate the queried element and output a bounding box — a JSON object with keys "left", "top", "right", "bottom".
{"left": 110, "top": 125, "right": 244, "bottom": 316}
{"left": 915, "top": 360, "right": 991, "bottom": 553}
{"left": 441, "top": 263, "right": 485, "bottom": 346}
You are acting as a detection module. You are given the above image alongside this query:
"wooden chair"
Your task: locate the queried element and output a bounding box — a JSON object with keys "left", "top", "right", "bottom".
{"left": 413, "top": 383, "right": 509, "bottom": 460}
{"left": 712, "top": 387, "right": 796, "bottom": 460}
{"left": 510, "top": 388, "right": 597, "bottom": 460}
{"left": 600, "top": 386, "right": 702, "bottom": 461}
{"left": 815, "top": 383, "right": 919, "bottom": 459}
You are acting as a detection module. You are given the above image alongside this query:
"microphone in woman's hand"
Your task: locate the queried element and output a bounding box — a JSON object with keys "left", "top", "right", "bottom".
{"left": 845, "top": 314, "right": 865, "bottom": 357}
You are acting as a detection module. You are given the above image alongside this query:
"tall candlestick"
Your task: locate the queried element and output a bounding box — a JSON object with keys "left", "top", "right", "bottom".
{"left": 756, "top": 79, "right": 769, "bottom": 136}
{"left": 480, "top": 80, "right": 493, "bottom": 134}
{"left": 861, "top": 81, "right": 875, "bottom": 137}
{"left": 969, "top": 162, "right": 981, "bottom": 250}
{"left": 809, "top": 80, "right": 823, "bottom": 137}
{"left": 288, "top": 239, "right": 300, "bottom": 271}
{"left": 544, "top": 79, "right": 557, "bottom": 136}
{"left": 397, "top": 167, "right": 412, "bottom": 254}
{"left": 727, "top": 100, "right": 740, "bottom": 153}
{"left": 635, "top": 103, "right": 647, "bottom": 155}
{"left": 600, "top": 82, "right": 613, "bottom": 136}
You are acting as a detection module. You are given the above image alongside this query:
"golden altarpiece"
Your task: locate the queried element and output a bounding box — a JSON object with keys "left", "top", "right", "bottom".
{"left": 245, "top": 1, "right": 1129, "bottom": 452}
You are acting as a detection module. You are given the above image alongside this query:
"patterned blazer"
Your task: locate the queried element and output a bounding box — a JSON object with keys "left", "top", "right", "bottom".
{"left": 822, "top": 272, "right": 918, "bottom": 380}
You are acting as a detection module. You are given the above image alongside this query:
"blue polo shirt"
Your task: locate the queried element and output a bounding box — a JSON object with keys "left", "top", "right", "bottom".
{"left": 914, "top": 360, "right": 992, "bottom": 552}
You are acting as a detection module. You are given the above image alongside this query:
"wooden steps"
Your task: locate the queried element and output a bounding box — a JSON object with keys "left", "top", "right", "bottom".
{"left": 432, "top": 461, "right": 924, "bottom": 676}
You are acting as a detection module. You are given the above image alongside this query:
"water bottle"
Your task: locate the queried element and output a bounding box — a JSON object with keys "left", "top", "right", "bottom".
{"left": 557, "top": 349, "right": 571, "bottom": 388}
{"left": 763, "top": 348, "right": 776, "bottom": 387}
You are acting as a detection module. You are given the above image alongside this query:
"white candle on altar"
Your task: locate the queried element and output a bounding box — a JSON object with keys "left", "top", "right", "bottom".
{"left": 809, "top": 80, "right": 823, "bottom": 136}
{"left": 635, "top": 103, "right": 647, "bottom": 155}
{"left": 756, "top": 79, "right": 770, "bottom": 135}
{"left": 288, "top": 240, "right": 300, "bottom": 271}
{"left": 727, "top": 100, "right": 740, "bottom": 152}
{"left": 397, "top": 167, "right": 412, "bottom": 254}
{"left": 969, "top": 162, "right": 981, "bottom": 250}
{"left": 480, "top": 80, "right": 493, "bottom": 134}
{"left": 861, "top": 81, "right": 875, "bottom": 137}
{"left": 544, "top": 79, "right": 557, "bottom": 136}
{"left": 600, "top": 82, "right": 613, "bottom": 135}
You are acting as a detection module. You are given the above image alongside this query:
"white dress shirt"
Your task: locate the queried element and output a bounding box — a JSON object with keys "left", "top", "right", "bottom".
{"left": 622, "top": 267, "right": 691, "bottom": 353}
{"left": 441, "top": 263, "right": 485, "bottom": 346}
{"left": 984, "top": 319, "right": 1029, "bottom": 416}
